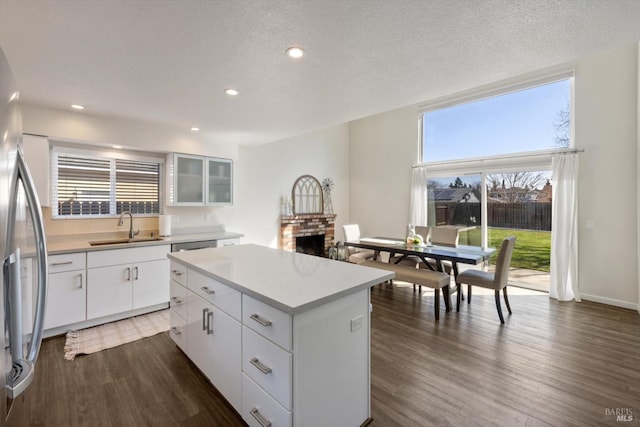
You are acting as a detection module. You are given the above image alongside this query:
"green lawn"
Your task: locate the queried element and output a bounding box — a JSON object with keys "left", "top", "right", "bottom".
{"left": 459, "top": 227, "right": 551, "bottom": 272}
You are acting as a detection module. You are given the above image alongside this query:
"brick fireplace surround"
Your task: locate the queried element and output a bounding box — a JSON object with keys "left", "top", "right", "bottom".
{"left": 280, "top": 214, "right": 336, "bottom": 255}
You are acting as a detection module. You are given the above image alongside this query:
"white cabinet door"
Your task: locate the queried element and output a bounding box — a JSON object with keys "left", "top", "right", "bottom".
{"left": 186, "top": 292, "right": 241, "bottom": 411}
{"left": 132, "top": 259, "right": 169, "bottom": 309}
{"left": 87, "top": 264, "right": 133, "bottom": 319}
{"left": 45, "top": 270, "right": 86, "bottom": 329}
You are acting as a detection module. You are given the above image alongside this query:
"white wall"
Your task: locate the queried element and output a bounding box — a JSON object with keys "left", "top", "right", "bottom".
{"left": 575, "top": 43, "right": 638, "bottom": 308}
{"left": 349, "top": 43, "right": 640, "bottom": 309}
{"left": 349, "top": 106, "right": 417, "bottom": 239}
{"left": 233, "top": 124, "right": 350, "bottom": 247}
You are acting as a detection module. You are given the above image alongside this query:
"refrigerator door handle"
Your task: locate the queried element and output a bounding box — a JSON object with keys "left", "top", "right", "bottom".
{"left": 5, "top": 149, "right": 48, "bottom": 399}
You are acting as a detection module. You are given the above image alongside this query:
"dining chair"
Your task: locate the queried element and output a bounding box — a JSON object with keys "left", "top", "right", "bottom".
{"left": 342, "top": 224, "right": 375, "bottom": 263}
{"left": 419, "top": 226, "right": 459, "bottom": 274}
{"left": 455, "top": 236, "right": 516, "bottom": 324}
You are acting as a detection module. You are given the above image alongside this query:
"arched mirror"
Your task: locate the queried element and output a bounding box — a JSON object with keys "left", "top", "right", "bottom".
{"left": 292, "top": 175, "right": 323, "bottom": 214}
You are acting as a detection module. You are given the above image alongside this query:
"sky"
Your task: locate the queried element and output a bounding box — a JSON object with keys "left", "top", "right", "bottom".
{"left": 422, "top": 79, "right": 570, "bottom": 163}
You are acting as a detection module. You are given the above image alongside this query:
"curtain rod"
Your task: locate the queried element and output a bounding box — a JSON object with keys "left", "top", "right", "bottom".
{"left": 412, "top": 148, "right": 585, "bottom": 169}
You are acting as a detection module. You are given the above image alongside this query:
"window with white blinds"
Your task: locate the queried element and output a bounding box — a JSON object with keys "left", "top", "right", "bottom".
{"left": 52, "top": 151, "right": 161, "bottom": 217}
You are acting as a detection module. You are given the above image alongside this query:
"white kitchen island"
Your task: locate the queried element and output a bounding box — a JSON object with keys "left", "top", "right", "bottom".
{"left": 167, "top": 244, "right": 393, "bottom": 427}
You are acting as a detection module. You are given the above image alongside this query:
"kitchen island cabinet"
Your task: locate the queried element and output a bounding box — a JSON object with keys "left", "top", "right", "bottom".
{"left": 168, "top": 244, "right": 393, "bottom": 427}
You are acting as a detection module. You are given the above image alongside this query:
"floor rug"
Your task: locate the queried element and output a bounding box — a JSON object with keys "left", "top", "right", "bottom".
{"left": 64, "top": 309, "right": 169, "bottom": 361}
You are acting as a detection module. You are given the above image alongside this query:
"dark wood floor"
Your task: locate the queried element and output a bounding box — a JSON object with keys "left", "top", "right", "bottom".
{"left": 26, "top": 284, "right": 640, "bottom": 426}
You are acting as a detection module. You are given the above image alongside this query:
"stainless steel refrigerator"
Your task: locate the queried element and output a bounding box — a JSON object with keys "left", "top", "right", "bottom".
{"left": 0, "top": 47, "right": 48, "bottom": 426}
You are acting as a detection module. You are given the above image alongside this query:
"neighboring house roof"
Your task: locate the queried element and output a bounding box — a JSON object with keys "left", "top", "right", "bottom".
{"left": 432, "top": 188, "right": 479, "bottom": 203}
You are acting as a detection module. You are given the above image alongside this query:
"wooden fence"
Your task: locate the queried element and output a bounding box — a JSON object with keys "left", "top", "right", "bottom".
{"left": 57, "top": 201, "right": 160, "bottom": 216}
{"left": 435, "top": 202, "right": 551, "bottom": 231}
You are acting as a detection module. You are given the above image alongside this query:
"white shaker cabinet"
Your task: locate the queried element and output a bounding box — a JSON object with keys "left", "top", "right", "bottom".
{"left": 87, "top": 245, "right": 169, "bottom": 320}
{"left": 45, "top": 252, "right": 87, "bottom": 329}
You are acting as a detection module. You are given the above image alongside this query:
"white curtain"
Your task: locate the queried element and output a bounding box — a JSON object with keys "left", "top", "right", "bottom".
{"left": 410, "top": 166, "right": 428, "bottom": 226}
{"left": 550, "top": 153, "right": 580, "bottom": 301}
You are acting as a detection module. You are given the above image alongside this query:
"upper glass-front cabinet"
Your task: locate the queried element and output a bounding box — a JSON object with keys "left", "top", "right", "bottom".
{"left": 166, "top": 153, "right": 233, "bottom": 206}
{"left": 207, "top": 158, "right": 232, "bottom": 204}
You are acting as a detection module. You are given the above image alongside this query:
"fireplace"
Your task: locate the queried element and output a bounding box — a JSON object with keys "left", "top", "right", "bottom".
{"left": 280, "top": 213, "right": 336, "bottom": 256}
{"left": 296, "top": 234, "right": 325, "bottom": 256}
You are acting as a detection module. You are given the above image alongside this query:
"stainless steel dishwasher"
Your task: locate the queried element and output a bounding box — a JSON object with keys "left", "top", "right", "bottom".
{"left": 170, "top": 240, "right": 219, "bottom": 252}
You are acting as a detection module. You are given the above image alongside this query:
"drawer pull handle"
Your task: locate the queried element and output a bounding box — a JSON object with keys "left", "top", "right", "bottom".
{"left": 51, "top": 261, "right": 73, "bottom": 266}
{"left": 202, "top": 308, "right": 208, "bottom": 331}
{"left": 171, "top": 327, "right": 181, "bottom": 335}
{"left": 170, "top": 296, "right": 183, "bottom": 304}
{"left": 171, "top": 270, "right": 184, "bottom": 276}
{"left": 250, "top": 357, "right": 272, "bottom": 375}
{"left": 200, "top": 286, "right": 215, "bottom": 295}
{"left": 250, "top": 314, "right": 272, "bottom": 327}
{"left": 207, "top": 311, "right": 214, "bottom": 335}
{"left": 249, "top": 408, "right": 272, "bottom": 427}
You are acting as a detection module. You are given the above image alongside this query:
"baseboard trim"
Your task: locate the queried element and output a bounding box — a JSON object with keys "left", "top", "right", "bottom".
{"left": 579, "top": 294, "right": 638, "bottom": 311}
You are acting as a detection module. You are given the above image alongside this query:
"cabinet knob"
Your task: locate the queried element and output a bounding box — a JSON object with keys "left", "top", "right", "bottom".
{"left": 170, "top": 327, "right": 181, "bottom": 335}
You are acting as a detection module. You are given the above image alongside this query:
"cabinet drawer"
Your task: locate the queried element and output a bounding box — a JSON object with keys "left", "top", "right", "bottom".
{"left": 242, "top": 373, "right": 291, "bottom": 427}
{"left": 170, "top": 260, "right": 187, "bottom": 285}
{"left": 243, "top": 295, "right": 291, "bottom": 351}
{"left": 242, "top": 327, "right": 292, "bottom": 410}
{"left": 188, "top": 269, "right": 240, "bottom": 320}
{"left": 88, "top": 245, "right": 170, "bottom": 268}
{"left": 48, "top": 252, "right": 86, "bottom": 273}
{"left": 169, "top": 309, "right": 187, "bottom": 351}
{"left": 170, "top": 280, "right": 187, "bottom": 319}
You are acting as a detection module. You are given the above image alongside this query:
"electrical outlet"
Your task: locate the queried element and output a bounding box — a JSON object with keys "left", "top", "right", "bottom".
{"left": 350, "top": 315, "right": 363, "bottom": 332}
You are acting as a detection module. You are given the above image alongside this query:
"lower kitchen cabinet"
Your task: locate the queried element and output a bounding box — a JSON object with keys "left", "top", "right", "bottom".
{"left": 45, "top": 269, "right": 87, "bottom": 329}
{"left": 186, "top": 292, "right": 241, "bottom": 411}
{"left": 87, "top": 245, "right": 170, "bottom": 320}
{"left": 45, "top": 252, "right": 87, "bottom": 330}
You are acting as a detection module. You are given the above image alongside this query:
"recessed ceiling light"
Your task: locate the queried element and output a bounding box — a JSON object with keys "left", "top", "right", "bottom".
{"left": 71, "top": 104, "right": 85, "bottom": 110}
{"left": 191, "top": 127, "right": 200, "bottom": 132}
{"left": 112, "top": 145, "right": 123, "bottom": 149}
{"left": 286, "top": 47, "right": 304, "bottom": 58}
{"left": 225, "top": 88, "right": 239, "bottom": 96}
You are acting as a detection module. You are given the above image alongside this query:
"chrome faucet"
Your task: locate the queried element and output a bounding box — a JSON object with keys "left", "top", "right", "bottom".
{"left": 117, "top": 211, "right": 139, "bottom": 239}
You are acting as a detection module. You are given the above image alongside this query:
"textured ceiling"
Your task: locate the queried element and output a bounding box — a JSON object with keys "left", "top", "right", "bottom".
{"left": 1, "top": 0, "right": 639, "bottom": 145}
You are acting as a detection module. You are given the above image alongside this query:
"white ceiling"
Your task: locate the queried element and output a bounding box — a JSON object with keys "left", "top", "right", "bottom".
{"left": 1, "top": 0, "right": 640, "bottom": 146}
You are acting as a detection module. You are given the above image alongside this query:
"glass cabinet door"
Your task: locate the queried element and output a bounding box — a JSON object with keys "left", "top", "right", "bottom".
{"left": 175, "top": 155, "right": 205, "bottom": 204}
{"left": 207, "top": 158, "right": 232, "bottom": 204}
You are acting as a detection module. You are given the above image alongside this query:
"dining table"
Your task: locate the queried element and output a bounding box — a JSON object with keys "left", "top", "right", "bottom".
{"left": 344, "top": 236, "right": 496, "bottom": 279}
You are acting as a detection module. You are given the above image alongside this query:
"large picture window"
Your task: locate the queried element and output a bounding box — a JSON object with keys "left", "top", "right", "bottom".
{"left": 52, "top": 148, "right": 162, "bottom": 218}
{"left": 416, "top": 74, "right": 574, "bottom": 291}
{"left": 422, "top": 77, "right": 571, "bottom": 163}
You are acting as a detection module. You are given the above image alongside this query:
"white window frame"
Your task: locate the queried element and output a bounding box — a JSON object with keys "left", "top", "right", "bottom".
{"left": 51, "top": 143, "right": 165, "bottom": 219}
{"left": 417, "top": 71, "right": 575, "bottom": 248}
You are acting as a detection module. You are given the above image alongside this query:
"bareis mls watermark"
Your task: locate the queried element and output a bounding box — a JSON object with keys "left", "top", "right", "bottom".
{"left": 605, "top": 407, "right": 634, "bottom": 422}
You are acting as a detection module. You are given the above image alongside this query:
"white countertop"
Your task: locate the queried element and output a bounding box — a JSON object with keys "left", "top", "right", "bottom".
{"left": 168, "top": 244, "right": 393, "bottom": 315}
{"left": 45, "top": 231, "right": 243, "bottom": 255}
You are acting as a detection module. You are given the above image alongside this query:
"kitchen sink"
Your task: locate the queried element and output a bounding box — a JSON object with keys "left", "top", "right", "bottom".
{"left": 88, "top": 236, "right": 165, "bottom": 246}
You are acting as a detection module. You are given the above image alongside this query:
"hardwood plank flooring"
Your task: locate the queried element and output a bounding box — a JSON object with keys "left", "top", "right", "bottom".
{"left": 26, "top": 283, "right": 640, "bottom": 426}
